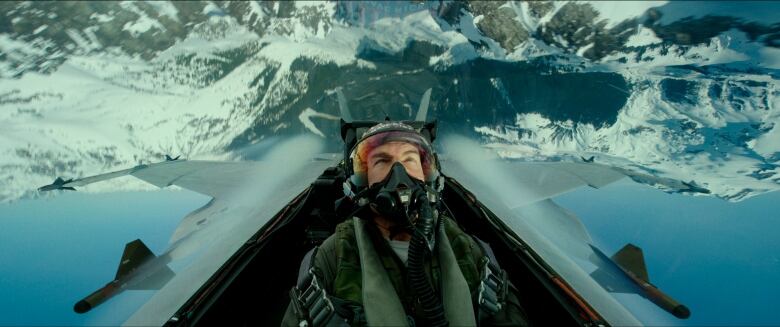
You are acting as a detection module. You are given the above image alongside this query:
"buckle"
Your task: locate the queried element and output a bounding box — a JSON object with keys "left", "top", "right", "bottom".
{"left": 293, "top": 268, "right": 335, "bottom": 327}
{"left": 477, "top": 258, "right": 505, "bottom": 316}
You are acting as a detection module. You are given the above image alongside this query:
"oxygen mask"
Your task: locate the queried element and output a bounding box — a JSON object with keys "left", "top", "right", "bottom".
{"left": 370, "top": 162, "right": 424, "bottom": 225}
{"left": 371, "top": 165, "right": 446, "bottom": 326}
{"left": 369, "top": 162, "right": 438, "bottom": 249}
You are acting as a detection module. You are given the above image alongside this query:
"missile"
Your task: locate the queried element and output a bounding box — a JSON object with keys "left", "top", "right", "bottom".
{"left": 38, "top": 177, "right": 76, "bottom": 191}
{"left": 611, "top": 244, "right": 690, "bottom": 319}
{"left": 74, "top": 239, "right": 174, "bottom": 313}
{"left": 620, "top": 265, "right": 691, "bottom": 319}
{"left": 591, "top": 244, "right": 690, "bottom": 319}
{"left": 74, "top": 280, "right": 121, "bottom": 313}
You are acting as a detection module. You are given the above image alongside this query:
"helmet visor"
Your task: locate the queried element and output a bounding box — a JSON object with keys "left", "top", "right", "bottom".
{"left": 351, "top": 130, "right": 437, "bottom": 185}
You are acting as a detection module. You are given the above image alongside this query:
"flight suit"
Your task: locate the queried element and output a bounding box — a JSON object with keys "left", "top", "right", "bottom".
{"left": 282, "top": 215, "right": 530, "bottom": 326}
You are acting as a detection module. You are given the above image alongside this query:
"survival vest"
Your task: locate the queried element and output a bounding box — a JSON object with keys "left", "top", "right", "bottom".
{"left": 288, "top": 215, "right": 508, "bottom": 327}
{"left": 329, "top": 216, "right": 503, "bottom": 326}
{"left": 331, "top": 215, "right": 484, "bottom": 306}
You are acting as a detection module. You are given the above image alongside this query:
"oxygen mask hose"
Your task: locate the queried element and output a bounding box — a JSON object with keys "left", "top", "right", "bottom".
{"left": 370, "top": 163, "right": 448, "bottom": 326}
{"left": 407, "top": 190, "right": 448, "bottom": 327}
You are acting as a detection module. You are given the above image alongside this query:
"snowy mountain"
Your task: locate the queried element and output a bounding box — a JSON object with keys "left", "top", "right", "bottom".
{"left": 1, "top": 1, "right": 778, "bottom": 202}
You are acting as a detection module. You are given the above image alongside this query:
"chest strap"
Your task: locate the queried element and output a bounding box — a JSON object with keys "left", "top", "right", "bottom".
{"left": 291, "top": 247, "right": 349, "bottom": 327}
{"left": 472, "top": 236, "right": 509, "bottom": 324}
{"left": 353, "top": 218, "right": 411, "bottom": 326}
{"left": 436, "top": 222, "right": 478, "bottom": 326}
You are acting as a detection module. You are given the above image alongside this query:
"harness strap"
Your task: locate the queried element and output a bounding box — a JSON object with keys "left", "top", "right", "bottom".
{"left": 472, "top": 236, "right": 500, "bottom": 270}
{"left": 436, "top": 222, "right": 478, "bottom": 326}
{"left": 297, "top": 247, "right": 319, "bottom": 286}
{"left": 291, "top": 247, "right": 350, "bottom": 327}
{"left": 471, "top": 236, "right": 509, "bottom": 325}
{"left": 353, "top": 217, "right": 410, "bottom": 326}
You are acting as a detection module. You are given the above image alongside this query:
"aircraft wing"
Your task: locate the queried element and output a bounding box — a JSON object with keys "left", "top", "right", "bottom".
{"left": 41, "top": 136, "right": 338, "bottom": 326}
{"left": 64, "top": 167, "right": 139, "bottom": 187}
{"left": 439, "top": 134, "right": 688, "bottom": 326}
{"left": 48, "top": 160, "right": 306, "bottom": 200}
{"left": 122, "top": 157, "right": 337, "bottom": 326}
{"left": 440, "top": 135, "right": 632, "bottom": 209}
{"left": 45, "top": 137, "right": 342, "bottom": 200}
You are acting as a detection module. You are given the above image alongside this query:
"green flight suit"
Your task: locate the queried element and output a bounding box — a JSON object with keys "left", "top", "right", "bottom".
{"left": 282, "top": 215, "right": 530, "bottom": 326}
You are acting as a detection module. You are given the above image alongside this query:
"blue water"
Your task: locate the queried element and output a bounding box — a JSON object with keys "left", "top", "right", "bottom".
{"left": 555, "top": 179, "right": 780, "bottom": 326}
{"left": 0, "top": 190, "right": 210, "bottom": 326}
{"left": 1, "top": 180, "right": 778, "bottom": 325}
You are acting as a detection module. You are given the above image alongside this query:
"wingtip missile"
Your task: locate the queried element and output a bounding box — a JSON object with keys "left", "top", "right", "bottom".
{"left": 74, "top": 239, "right": 174, "bottom": 314}
{"left": 612, "top": 244, "right": 691, "bottom": 319}
{"left": 73, "top": 281, "right": 119, "bottom": 314}
{"left": 74, "top": 300, "right": 92, "bottom": 314}
{"left": 38, "top": 177, "right": 76, "bottom": 192}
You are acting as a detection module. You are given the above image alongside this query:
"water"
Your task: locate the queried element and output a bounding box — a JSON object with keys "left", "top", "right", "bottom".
{"left": 0, "top": 190, "right": 210, "bottom": 326}
{"left": 1, "top": 1, "right": 778, "bottom": 325}
{"left": 555, "top": 179, "right": 780, "bottom": 326}
{"left": 1, "top": 179, "right": 777, "bottom": 325}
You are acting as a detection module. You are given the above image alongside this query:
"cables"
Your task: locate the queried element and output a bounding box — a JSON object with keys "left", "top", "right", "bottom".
{"left": 406, "top": 191, "right": 448, "bottom": 327}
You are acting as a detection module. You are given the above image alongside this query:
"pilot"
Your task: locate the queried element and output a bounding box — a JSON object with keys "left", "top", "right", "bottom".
{"left": 282, "top": 122, "right": 529, "bottom": 326}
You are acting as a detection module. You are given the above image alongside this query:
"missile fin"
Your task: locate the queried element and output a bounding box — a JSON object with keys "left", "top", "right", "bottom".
{"left": 611, "top": 243, "right": 650, "bottom": 283}
{"left": 115, "top": 239, "right": 155, "bottom": 280}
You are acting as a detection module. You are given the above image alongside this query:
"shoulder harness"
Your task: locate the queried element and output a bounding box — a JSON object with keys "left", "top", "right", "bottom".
{"left": 292, "top": 219, "right": 509, "bottom": 326}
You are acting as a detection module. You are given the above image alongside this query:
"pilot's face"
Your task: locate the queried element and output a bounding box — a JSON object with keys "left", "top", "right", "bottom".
{"left": 366, "top": 142, "right": 425, "bottom": 186}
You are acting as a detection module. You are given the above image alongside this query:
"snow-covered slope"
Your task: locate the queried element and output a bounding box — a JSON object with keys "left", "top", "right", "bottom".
{"left": 1, "top": 1, "right": 778, "bottom": 202}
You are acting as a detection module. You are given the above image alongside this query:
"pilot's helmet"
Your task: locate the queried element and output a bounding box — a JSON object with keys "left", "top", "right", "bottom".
{"left": 349, "top": 122, "right": 439, "bottom": 187}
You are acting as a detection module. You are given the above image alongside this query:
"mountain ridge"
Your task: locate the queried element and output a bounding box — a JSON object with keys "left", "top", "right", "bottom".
{"left": 1, "top": 1, "right": 778, "bottom": 202}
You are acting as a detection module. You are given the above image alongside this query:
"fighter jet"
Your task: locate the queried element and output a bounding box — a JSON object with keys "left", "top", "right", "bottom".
{"left": 166, "top": 155, "right": 181, "bottom": 161}
{"left": 38, "top": 90, "right": 692, "bottom": 326}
